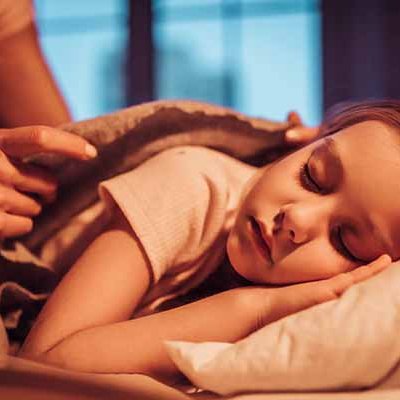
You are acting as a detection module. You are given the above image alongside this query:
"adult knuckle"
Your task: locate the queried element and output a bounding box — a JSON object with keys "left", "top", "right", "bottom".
{"left": 29, "top": 126, "right": 48, "bottom": 146}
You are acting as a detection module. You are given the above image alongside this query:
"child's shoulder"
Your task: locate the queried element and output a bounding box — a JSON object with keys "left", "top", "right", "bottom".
{"left": 155, "top": 145, "right": 257, "bottom": 193}
{"left": 157, "top": 145, "right": 256, "bottom": 174}
{"left": 157, "top": 145, "right": 225, "bottom": 160}
{"left": 153, "top": 145, "right": 230, "bottom": 177}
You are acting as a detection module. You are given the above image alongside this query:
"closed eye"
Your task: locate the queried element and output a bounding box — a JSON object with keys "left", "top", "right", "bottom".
{"left": 333, "top": 227, "right": 364, "bottom": 264}
{"left": 296, "top": 161, "right": 363, "bottom": 264}
{"left": 298, "top": 162, "right": 321, "bottom": 193}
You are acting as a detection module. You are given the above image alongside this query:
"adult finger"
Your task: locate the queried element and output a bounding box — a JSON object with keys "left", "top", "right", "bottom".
{"left": 0, "top": 184, "right": 42, "bottom": 216}
{"left": 285, "top": 126, "right": 320, "bottom": 144}
{"left": 10, "top": 161, "right": 58, "bottom": 203}
{"left": 0, "top": 126, "right": 98, "bottom": 160}
{"left": 287, "top": 111, "right": 303, "bottom": 127}
{"left": 0, "top": 154, "right": 57, "bottom": 203}
{"left": 0, "top": 213, "right": 33, "bottom": 239}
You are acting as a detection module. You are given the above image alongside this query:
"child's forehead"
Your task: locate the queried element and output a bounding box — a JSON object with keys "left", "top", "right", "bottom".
{"left": 334, "top": 120, "right": 398, "bottom": 142}
{"left": 331, "top": 121, "right": 400, "bottom": 163}
{"left": 331, "top": 121, "right": 400, "bottom": 260}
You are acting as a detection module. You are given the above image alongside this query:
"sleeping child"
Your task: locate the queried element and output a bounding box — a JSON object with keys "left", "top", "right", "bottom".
{"left": 19, "top": 99, "right": 397, "bottom": 384}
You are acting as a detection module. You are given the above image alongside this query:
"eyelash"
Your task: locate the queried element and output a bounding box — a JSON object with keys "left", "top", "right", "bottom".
{"left": 297, "top": 162, "right": 361, "bottom": 263}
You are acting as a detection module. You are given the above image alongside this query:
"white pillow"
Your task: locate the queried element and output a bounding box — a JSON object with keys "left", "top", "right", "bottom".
{"left": 165, "top": 262, "right": 400, "bottom": 396}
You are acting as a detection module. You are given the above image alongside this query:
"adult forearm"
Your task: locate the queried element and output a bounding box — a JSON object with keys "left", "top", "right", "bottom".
{"left": 0, "top": 24, "right": 71, "bottom": 127}
{"left": 33, "top": 287, "right": 264, "bottom": 382}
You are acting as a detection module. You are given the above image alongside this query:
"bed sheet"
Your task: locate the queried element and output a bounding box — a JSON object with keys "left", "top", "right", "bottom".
{"left": 0, "top": 355, "right": 191, "bottom": 400}
{"left": 192, "top": 390, "right": 400, "bottom": 400}
{"left": 2, "top": 355, "right": 400, "bottom": 400}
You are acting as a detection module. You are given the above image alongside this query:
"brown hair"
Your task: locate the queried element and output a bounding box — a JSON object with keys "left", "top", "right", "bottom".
{"left": 320, "top": 99, "right": 400, "bottom": 137}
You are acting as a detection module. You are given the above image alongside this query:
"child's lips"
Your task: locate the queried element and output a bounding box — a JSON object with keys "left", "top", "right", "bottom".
{"left": 250, "top": 216, "right": 274, "bottom": 263}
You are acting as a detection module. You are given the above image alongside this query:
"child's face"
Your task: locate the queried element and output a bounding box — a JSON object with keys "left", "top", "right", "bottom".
{"left": 227, "top": 120, "right": 400, "bottom": 284}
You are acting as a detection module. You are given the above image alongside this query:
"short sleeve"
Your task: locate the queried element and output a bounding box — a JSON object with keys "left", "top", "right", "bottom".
{"left": 98, "top": 146, "right": 230, "bottom": 285}
{"left": 0, "top": 0, "right": 34, "bottom": 41}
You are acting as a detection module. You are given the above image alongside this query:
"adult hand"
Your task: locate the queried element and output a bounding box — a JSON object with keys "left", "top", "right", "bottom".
{"left": 284, "top": 111, "right": 320, "bottom": 145}
{"left": 252, "top": 254, "right": 392, "bottom": 331}
{"left": 0, "top": 125, "right": 97, "bottom": 239}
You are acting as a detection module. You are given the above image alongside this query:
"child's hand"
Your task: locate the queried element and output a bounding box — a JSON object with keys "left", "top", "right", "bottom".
{"left": 284, "top": 111, "right": 320, "bottom": 145}
{"left": 252, "top": 254, "right": 392, "bottom": 331}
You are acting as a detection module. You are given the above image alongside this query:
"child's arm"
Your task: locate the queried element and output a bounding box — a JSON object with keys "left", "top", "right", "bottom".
{"left": 19, "top": 209, "right": 260, "bottom": 382}
{"left": 19, "top": 208, "right": 152, "bottom": 359}
{"left": 19, "top": 206, "right": 391, "bottom": 383}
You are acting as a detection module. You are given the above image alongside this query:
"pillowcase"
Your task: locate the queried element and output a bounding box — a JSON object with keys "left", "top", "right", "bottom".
{"left": 165, "top": 262, "right": 400, "bottom": 396}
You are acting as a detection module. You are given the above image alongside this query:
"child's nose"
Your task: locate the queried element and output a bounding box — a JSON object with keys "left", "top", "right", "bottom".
{"left": 274, "top": 202, "right": 328, "bottom": 245}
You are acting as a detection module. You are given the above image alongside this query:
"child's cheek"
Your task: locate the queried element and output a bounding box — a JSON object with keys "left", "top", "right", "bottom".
{"left": 265, "top": 245, "right": 350, "bottom": 284}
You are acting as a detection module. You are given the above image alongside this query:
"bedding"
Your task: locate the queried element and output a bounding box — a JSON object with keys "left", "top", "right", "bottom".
{"left": 0, "top": 351, "right": 192, "bottom": 400}
{"left": 2, "top": 100, "right": 400, "bottom": 399}
{"left": 0, "top": 100, "right": 298, "bottom": 350}
{"left": 2, "top": 350, "right": 400, "bottom": 400}
{"left": 193, "top": 390, "right": 400, "bottom": 400}
{"left": 165, "top": 261, "right": 400, "bottom": 396}
{"left": 2, "top": 320, "right": 400, "bottom": 400}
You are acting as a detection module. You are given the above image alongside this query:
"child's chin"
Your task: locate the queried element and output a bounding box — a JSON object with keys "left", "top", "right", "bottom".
{"left": 226, "top": 243, "right": 244, "bottom": 275}
{"left": 226, "top": 230, "right": 258, "bottom": 282}
{"left": 228, "top": 253, "right": 256, "bottom": 283}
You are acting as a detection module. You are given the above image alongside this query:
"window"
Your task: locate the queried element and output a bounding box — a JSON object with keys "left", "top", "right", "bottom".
{"left": 154, "top": 0, "right": 321, "bottom": 125}
{"left": 34, "top": 0, "right": 128, "bottom": 120}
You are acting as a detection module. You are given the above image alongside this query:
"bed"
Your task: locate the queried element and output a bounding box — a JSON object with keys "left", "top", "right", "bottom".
{"left": 2, "top": 100, "right": 400, "bottom": 399}
{"left": 2, "top": 354, "right": 400, "bottom": 400}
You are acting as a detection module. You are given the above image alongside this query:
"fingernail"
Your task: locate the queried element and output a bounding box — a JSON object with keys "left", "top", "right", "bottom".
{"left": 85, "top": 144, "right": 98, "bottom": 158}
{"left": 286, "top": 129, "right": 299, "bottom": 141}
{"left": 383, "top": 254, "right": 392, "bottom": 263}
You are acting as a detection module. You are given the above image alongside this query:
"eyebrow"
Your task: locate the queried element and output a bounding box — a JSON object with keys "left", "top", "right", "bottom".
{"left": 311, "top": 137, "right": 344, "bottom": 190}
{"left": 320, "top": 137, "right": 393, "bottom": 256}
{"left": 321, "top": 137, "right": 343, "bottom": 179}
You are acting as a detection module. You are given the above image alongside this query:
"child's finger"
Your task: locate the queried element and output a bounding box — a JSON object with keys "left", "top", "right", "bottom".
{"left": 329, "top": 254, "right": 391, "bottom": 296}
{"left": 348, "top": 254, "right": 392, "bottom": 284}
